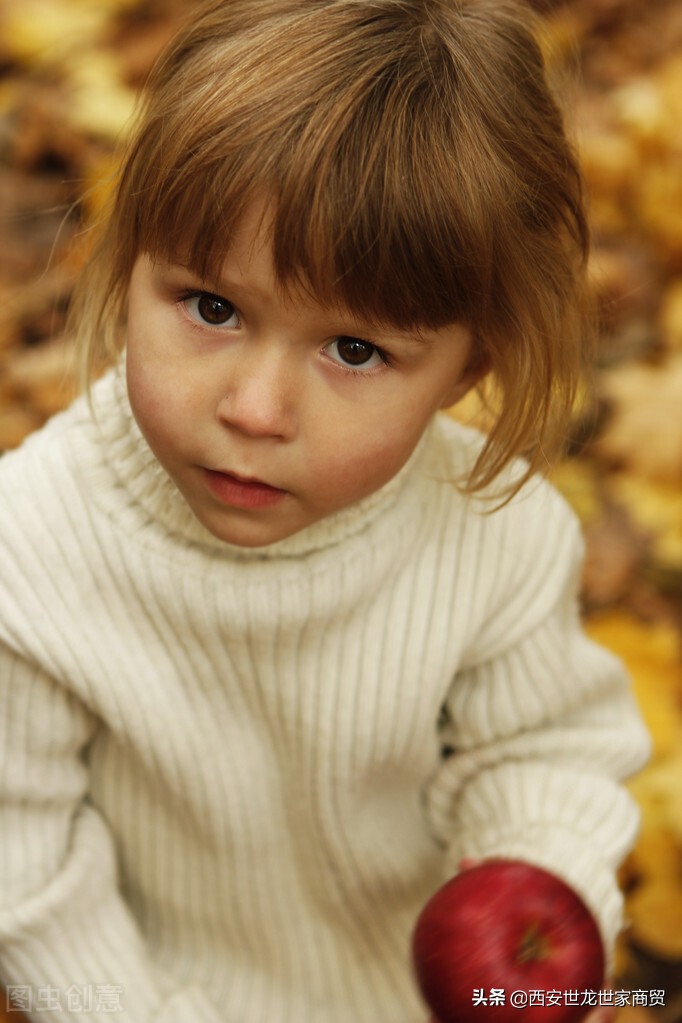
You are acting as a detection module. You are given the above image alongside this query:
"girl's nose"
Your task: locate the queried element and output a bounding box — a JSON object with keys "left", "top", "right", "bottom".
{"left": 215, "top": 349, "right": 295, "bottom": 440}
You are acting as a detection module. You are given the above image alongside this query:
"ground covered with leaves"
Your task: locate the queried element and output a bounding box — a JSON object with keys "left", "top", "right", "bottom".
{"left": 0, "top": 1, "right": 680, "bottom": 1021}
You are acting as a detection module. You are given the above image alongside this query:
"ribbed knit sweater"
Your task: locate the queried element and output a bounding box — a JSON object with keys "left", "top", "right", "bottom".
{"left": 0, "top": 364, "right": 649, "bottom": 1023}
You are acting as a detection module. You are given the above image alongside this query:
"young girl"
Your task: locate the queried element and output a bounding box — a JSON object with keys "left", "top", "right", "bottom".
{"left": 0, "top": 1, "right": 649, "bottom": 1021}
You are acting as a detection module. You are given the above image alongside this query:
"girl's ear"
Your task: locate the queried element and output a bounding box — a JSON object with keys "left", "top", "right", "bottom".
{"left": 438, "top": 351, "right": 492, "bottom": 410}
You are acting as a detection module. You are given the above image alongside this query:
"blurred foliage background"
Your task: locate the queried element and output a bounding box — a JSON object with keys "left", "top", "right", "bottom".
{"left": 0, "top": 0, "right": 681, "bottom": 1021}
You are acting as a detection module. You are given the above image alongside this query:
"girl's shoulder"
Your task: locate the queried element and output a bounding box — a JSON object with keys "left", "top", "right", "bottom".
{"left": 428, "top": 415, "right": 586, "bottom": 661}
{"left": 0, "top": 375, "right": 123, "bottom": 653}
{"left": 0, "top": 388, "right": 97, "bottom": 508}
{"left": 428, "top": 412, "right": 584, "bottom": 589}
{"left": 0, "top": 373, "right": 117, "bottom": 571}
{"left": 429, "top": 412, "right": 579, "bottom": 531}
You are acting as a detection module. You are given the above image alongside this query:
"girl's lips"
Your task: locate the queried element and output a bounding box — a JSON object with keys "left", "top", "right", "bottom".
{"left": 202, "top": 468, "right": 287, "bottom": 510}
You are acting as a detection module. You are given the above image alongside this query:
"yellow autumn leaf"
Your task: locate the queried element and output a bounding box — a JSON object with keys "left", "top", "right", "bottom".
{"left": 637, "top": 163, "right": 682, "bottom": 259}
{"left": 66, "top": 52, "right": 138, "bottom": 139}
{"left": 1, "top": 1, "right": 109, "bottom": 64}
{"left": 660, "top": 278, "right": 682, "bottom": 353}
{"left": 597, "top": 357, "right": 682, "bottom": 485}
{"left": 630, "top": 752, "right": 682, "bottom": 843}
{"left": 585, "top": 612, "right": 682, "bottom": 757}
{"left": 606, "top": 474, "right": 682, "bottom": 572}
{"left": 614, "top": 1006, "right": 658, "bottom": 1023}
{"left": 614, "top": 76, "right": 668, "bottom": 150}
{"left": 625, "top": 827, "right": 681, "bottom": 884}
{"left": 627, "top": 879, "right": 682, "bottom": 960}
{"left": 580, "top": 129, "right": 638, "bottom": 201}
{"left": 78, "top": 155, "right": 120, "bottom": 219}
{"left": 615, "top": 55, "right": 682, "bottom": 153}
{"left": 549, "top": 459, "right": 603, "bottom": 526}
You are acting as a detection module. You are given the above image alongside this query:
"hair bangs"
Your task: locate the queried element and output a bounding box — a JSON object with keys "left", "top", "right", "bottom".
{"left": 118, "top": 2, "right": 491, "bottom": 336}
{"left": 270, "top": 31, "right": 498, "bottom": 334}
{"left": 268, "top": 90, "right": 486, "bottom": 335}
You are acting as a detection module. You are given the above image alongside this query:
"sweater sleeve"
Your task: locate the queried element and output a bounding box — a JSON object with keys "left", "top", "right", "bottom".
{"left": 0, "top": 644, "right": 223, "bottom": 1023}
{"left": 421, "top": 493, "right": 650, "bottom": 970}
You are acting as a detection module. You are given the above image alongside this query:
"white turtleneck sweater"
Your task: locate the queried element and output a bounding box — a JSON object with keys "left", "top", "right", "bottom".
{"left": 0, "top": 364, "right": 649, "bottom": 1023}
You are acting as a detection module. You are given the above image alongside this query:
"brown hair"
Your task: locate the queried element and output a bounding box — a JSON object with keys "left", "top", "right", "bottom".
{"left": 72, "top": 0, "right": 590, "bottom": 497}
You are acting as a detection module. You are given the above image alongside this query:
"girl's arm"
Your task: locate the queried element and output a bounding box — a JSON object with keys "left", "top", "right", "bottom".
{"left": 0, "top": 645, "right": 223, "bottom": 1023}
{"left": 421, "top": 497, "right": 650, "bottom": 973}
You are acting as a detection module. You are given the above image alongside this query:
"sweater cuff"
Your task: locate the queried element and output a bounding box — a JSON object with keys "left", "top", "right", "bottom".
{"left": 430, "top": 757, "right": 641, "bottom": 975}
{"left": 442, "top": 826, "right": 623, "bottom": 976}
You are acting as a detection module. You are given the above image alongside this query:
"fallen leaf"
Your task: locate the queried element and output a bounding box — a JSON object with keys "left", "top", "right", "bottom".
{"left": 66, "top": 52, "right": 138, "bottom": 139}
{"left": 625, "top": 827, "right": 681, "bottom": 886}
{"left": 627, "top": 880, "right": 682, "bottom": 961}
{"left": 0, "top": 405, "right": 42, "bottom": 449}
{"left": 581, "top": 504, "right": 647, "bottom": 608}
{"left": 606, "top": 474, "right": 682, "bottom": 574}
{"left": 614, "top": 1006, "right": 658, "bottom": 1023}
{"left": 659, "top": 279, "right": 682, "bottom": 354}
{"left": 597, "top": 357, "right": 682, "bottom": 484}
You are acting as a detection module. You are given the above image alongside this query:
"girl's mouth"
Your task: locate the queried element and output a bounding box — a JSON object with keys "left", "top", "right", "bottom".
{"left": 202, "top": 468, "right": 288, "bottom": 510}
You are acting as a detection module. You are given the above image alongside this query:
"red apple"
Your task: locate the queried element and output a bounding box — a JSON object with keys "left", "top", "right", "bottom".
{"left": 412, "top": 859, "right": 605, "bottom": 1023}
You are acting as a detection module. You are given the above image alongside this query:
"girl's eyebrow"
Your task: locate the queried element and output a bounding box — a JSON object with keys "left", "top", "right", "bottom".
{"left": 163, "top": 262, "right": 246, "bottom": 296}
{"left": 170, "top": 262, "right": 289, "bottom": 308}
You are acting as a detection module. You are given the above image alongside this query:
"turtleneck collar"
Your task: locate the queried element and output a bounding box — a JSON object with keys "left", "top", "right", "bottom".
{"left": 86, "top": 360, "right": 434, "bottom": 561}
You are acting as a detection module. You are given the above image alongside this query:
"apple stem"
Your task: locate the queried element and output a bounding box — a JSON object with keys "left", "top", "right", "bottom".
{"left": 518, "top": 923, "right": 549, "bottom": 963}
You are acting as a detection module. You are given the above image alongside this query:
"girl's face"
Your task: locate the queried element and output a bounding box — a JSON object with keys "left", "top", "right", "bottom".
{"left": 126, "top": 203, "right": 482, "bottom": 547}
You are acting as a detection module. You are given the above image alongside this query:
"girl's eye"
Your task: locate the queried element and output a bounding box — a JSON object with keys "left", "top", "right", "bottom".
{"left": 183, "top": 291, "right": 239, "bottom": 328}
{"left": 325, "top": 336, "right": 386, "bottom": 372}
